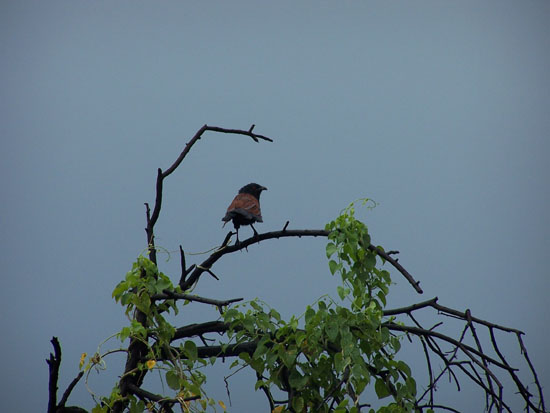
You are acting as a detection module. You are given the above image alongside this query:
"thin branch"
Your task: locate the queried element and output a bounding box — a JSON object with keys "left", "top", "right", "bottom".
{"left": 148, "top": 168, "right": 164, "bottom": 252}
{"left": 465, "top": 309, "right": 496, "bottom": 411}
{"left": 369, "top": 244, "right": 423, "bottom": 293}
{"left": 415, "top": 404, "right": 462, "bottom": 413}
{"left": 517, "top": 332, "right": 546, "bottom": 412}
{"left": 58, "top": 371, "right": 84, "bottom": 408}
{"left": 383, "top": 297, "right": 439, "bottom": 316}
{"left": 256, "top": 371, "right": 276, "bottom": 411}
{"left": 162, "top": 124, "right": 272, "bottom": 179}
{"left": 385, "top": 323, "right": 511, "bottom": 372}
{"left": 179, "top": 245, "right": 187, "bottom": 285}
{"left": 434, "top": 302, "right": 523, "bottom": 334}
{"left": 151, "top": 289, "right": 243, "bottom": 308}
{"left": 419, "top": 337, "right": 434, "bottom": 407}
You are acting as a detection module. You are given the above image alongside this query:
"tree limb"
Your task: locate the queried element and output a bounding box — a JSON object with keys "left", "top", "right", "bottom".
{"left": 181, "top": 228, "right": 423, "bottom": 294}
{"left": 151, "top": 289, "right": 243, "bottom": 309}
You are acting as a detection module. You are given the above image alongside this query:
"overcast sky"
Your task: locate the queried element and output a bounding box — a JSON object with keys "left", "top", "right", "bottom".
{"left": 1, "top": 1, "right": 549, "bottom": 412}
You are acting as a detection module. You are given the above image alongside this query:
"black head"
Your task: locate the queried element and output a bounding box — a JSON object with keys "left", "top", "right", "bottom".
{"left": 239, "top": 183, "right": 267, "bottom": 200}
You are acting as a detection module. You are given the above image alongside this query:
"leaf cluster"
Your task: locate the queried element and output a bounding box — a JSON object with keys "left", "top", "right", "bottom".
{"left": 222, "top": 201, "right": 417, "bottom": 412}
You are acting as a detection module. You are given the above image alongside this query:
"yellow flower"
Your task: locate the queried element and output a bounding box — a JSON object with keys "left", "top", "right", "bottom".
{"left": 146, "top": 359, "right": 156, "bottom": 369}
{"left": 79, "top": 353, "right": 87, "bottom": 369}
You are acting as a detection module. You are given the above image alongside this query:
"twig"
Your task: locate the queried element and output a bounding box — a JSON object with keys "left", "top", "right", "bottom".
{"left": 179, "top": 245, "right": 186, "bottom": 284}
{"left": 368, "top": 244, "right": 423, "bottom": 293}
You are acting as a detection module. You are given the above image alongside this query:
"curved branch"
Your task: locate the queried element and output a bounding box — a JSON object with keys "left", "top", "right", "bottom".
{"left": 181, "top": 228, "right": 423, "bottom": 294}
{"left": 126, "top": 382, "right": 200, "bottom": 409}
{"left": 148, "top": 124, "right": 273, "bottom": 237}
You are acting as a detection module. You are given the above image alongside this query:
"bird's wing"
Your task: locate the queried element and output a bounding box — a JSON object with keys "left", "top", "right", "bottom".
{"left": 223, "top": 193, "right": 262, "bottom": 221}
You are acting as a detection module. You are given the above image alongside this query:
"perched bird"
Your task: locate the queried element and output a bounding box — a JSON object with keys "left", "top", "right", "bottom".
{"left": 222, "top": 183, "right": 267, "bottom": 241}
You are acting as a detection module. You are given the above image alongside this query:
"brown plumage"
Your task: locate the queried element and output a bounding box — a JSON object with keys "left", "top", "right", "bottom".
{"left": 222, "top": 183, "right": 267, "bottom": 240}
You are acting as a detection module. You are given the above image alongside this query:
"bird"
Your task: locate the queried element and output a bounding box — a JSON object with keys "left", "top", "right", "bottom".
{"left": 222, "top": 183, "right": 267, "bottom": 242}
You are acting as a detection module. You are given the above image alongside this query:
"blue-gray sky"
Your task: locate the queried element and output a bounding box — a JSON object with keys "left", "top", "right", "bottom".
{"left": 1, "top": 1, "right": 549, "bottom": 411}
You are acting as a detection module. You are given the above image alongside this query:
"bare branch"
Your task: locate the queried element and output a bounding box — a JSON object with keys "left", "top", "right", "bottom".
{"left": 151, "top": 289, "right": 243, "bottom": 309}
{"left": 181, "top": 228, "right": 423, "bottom": 294}
{"left": 46, "top": 337, "right": 61, "bottom": 413}
{"left": 58, "top": 371, "right": 84, "bottom": 409}
{"left": 162, "top": 124, "right": 272, "bottom": 179}
{"left": 384, "top": 297, "right": 439, "bottom": 316}
{"left": 369, "top": 244, "right": 423, "bottom": 293}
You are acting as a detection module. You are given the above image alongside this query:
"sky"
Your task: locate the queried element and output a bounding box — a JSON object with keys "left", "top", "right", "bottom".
{"left": 1, "top": 1, "right": 549, "bottom": 411}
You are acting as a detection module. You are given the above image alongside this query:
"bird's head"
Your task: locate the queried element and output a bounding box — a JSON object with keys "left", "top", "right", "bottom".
{"left": 239, "top": 183, "right": 267, "bottom": 200}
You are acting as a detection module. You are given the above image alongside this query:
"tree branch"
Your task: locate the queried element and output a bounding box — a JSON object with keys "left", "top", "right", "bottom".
{"left": 58, "top": 371, "right": 84, "bottom": 409}
{"left": 46, "top": 337, "right": 61, "bottom": 413}
{"left": 172, "top": 321, "right": 230, "bottom": 341}
{"left": 126, "top": 382, "right": 200, "bottom": 409}
{"left": 181, "top": 228, "right": 424, "bottom": 294}
{"left": 151, "top": 289, "right": 243, "bottom": 309}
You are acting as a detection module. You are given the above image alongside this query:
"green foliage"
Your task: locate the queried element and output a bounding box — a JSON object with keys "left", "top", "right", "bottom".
{"left": 222, "top": 200, "right": 417, "bottom": 412}
{"left": 93, "top": 201, "right": 417, "bottom": 412}
{"left": 103, "top": 256, "right": 219, "bottom": 411}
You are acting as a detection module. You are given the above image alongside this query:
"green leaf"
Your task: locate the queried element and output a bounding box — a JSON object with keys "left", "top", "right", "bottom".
{"left": 375, "top": 378, "right": 391, "bottom": 399}
{"left": 154, "top": 277, "right": 172, "bottom": 294}
{"left": 304, "top": 306, "right": 315, "bottom": 324}
{"left": 364, "top": 252, "right": 376, "bottom": 270}
{"left": 288, "top": 370, "right": 308, "bottom": 390}
{"left": 166, "top": 370, "right": 180, "bottom": 390}
{"left": 326, "top": 242, "right": 337, "bottom": 258}
{"left": 325, "top": 320, "right": 339, "bottom": 341}
{"left": 270, "top": 308, "right": 281, "bottom": 322}
{"left": 118, "top": 327, "right": 130, "bottom": 342}
{"left": 292, "top": 396, "right": 305, "bottom": 412}
{"left": 129, "top": 399, "right": 145, "bottom": 413}
{"left": 337, "top": 285, "right": 347, "bottom": 300}
{"left": 255, "top": 379, "right": 266, "bottom": 391}
{"left": 184, "top": 340, "right": 198, "bottom": 360}
{"left": 377, "top": 290, "right": 387, "bottom": 307}
{"left": 406, "top": 376, "right": 417, "bottom": 396}
{"left": 397, "top": 360, "right": 411, "bottom": 377}
{"left": 250, "top": 300, "right": 262, "bottom": 312}
{"left": 329, "top": 259, "right": 339, "bottom": 275}
{"left": 223, "top": 308, "right": 239, "bottom": 323}
{"left": 112, "top": 281, "right": 128, "bottom": 300}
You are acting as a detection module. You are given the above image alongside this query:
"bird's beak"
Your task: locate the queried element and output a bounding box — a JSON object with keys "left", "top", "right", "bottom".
{"left": 261, "top": 186, "right": 268, "bottom": 191}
